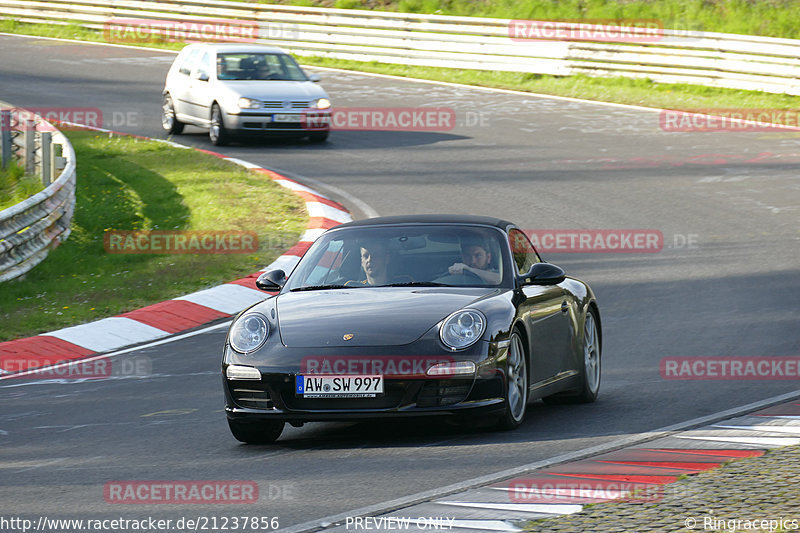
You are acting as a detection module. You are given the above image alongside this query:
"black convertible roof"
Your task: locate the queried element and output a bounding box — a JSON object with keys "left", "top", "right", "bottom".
{"left": 337, "top": 214, "right": 514, "bottom": 229}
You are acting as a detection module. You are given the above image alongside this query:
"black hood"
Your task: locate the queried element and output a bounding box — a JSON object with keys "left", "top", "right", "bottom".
{"left": 276, "top": 288, "right": 495, "bottom": 347}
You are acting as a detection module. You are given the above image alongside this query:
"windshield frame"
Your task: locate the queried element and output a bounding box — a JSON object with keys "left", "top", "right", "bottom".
{"left": 282, "top": 223, "right": 514, "bottom": 293}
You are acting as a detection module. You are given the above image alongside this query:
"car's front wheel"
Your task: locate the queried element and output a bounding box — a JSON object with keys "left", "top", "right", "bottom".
{"left": 209, "top": 103, "right": 229, "bottom": 146}
{"left": 161, "top": 94, "right": 184, "bottom": 134}
{"left": 497, "top": 330, "right": 528, "bottom": 430}
{"left": 228, "top": 419, "right": 284, "bottom": 444}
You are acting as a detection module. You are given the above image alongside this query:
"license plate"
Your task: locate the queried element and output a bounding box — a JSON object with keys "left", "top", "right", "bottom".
{"left": 273, "top": 114, "right": 302, "bottom": 123}
{"left": 295, "top": 375, "right": 383, "bottom": 398}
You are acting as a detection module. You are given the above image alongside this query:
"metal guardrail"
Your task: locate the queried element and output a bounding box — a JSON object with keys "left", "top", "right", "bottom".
{"left": 1, "top": 0, "right": 800, "bottom": 95}
{"left": 0, "top": 106, "right": 76, "bottom": 283}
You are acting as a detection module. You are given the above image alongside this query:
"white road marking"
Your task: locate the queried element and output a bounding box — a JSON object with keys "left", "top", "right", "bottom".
{"left": 46, "top": 317, "right": 170, "bottom": 352}
{"left": 438, "top": 501, "right": 583, "bottom": 515}
{"left": 174, "top": 283, "right": 266, "bottom": 314}
{"left": 306, "top": 201, "right": 353, "bottom": 222}
{"left": 712, "top": 424, "right": 800, "bottom": 435}
{"left": 0, "top": 322, "right": 230, "bottom": 382}
{"left": 676, "top": 435, "right": 800, "bottom": 446}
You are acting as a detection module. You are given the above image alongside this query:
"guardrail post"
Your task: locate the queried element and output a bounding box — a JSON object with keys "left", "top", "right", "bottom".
{"left": 0, "top": 109, "right": 10, "bottom": 169}
{"left": 41, "top": 131, "right": 52, "bottom": 185}
{"left": 23, "top": 119, "right": 35, "bottom": 175}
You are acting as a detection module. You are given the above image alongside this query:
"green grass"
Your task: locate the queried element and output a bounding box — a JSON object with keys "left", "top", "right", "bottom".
{"left": 304, "top": 56, "right": 800, "bottom": 116}
{"left": 0, "top": 130, "right": 306, "bottom": 341}
{"left": 266, "top": 0, "right": 800, "bottom": 39}
{"left": 0, "top": 159, "right": 43, "bottom": 211}
{"left": 3, "top": 19, "right": 800, "bottom": 120}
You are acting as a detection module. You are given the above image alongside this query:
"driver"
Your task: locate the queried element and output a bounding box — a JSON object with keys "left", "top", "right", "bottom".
{"left": 346, "top": 240, "right": 412, "bottom": 286}
{"left": 448, "top": 239, "right": 501, "bottom": 284}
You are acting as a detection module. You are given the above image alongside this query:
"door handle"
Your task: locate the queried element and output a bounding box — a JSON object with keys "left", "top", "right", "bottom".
{"left": 561, "top": 300, "right": 569, "bottom": 313}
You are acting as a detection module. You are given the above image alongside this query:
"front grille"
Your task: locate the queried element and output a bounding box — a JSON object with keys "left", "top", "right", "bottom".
{"left": 416, "top": 379, "right": 473, "bottom": 407}
{"left": 231, "top": 386, "right": 274, "bottom": 410}
{"left": 264, "top": 123, "right": 305, "bottom": 130}
{"left": 262, "top": 101, "right": 311, "bottom": 109}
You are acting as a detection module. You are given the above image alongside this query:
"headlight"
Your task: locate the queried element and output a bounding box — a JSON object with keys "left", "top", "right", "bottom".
{"left": 440, "top": 310, "right": 486, "bottom": 350}
{"left": 238, "top": 97, "right": 261, "bottom": 109}
{"left": 229, "top": 313, "right": 269, "bottom": 354}
{"left": 311, "top": 98, "right": 331, "bottom": 110}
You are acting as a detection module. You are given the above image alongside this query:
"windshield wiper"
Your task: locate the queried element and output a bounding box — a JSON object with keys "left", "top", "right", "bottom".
{"left": 377, "top": 281, "right": 451, "bottom": 287}
{"left": 290, "top": 284, "right": 350, "bottom": 292}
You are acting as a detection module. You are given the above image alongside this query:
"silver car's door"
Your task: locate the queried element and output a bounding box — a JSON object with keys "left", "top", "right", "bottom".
{"left": 185, "top": 51, "right": 215, "bottom": 126}
{"left": 171, "top": 48, "right": 201, "bottom": 120}
{"left": 508, "top": 229, "right": 573, "bottom": 389}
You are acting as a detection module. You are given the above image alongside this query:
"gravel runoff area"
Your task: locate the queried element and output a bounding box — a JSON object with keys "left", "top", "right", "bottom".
{"left": 525, "top": 444, "right": 800, "bottom": 532}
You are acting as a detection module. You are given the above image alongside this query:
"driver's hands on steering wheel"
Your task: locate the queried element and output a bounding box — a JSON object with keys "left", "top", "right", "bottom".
{"left": 448, "top": 262, "right": 467, "bottom": 275}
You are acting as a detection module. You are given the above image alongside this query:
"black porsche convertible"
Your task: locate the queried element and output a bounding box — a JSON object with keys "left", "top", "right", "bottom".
{"left": 223, "top": 215, "right": 601, "bottom": 443}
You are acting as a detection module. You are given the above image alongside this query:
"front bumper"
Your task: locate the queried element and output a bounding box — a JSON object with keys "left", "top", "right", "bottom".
{"left": 225, "top": 110, "right": 330, "bottom": 134}
{"left": 222, "top": 340, "right": 510, "bottom": 423}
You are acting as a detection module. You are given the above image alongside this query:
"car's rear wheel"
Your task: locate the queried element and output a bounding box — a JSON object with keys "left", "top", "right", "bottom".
{"left": 210, "top": 103, "right": 229, "bottom": 146}
{"left": 308, "top": 132, "right": 329, "bottom": 143}
{"left": 543, "top": 307, "right": 601, "bottom": 404}
{"left": 497, "top": 330, "right": 528, "bottom": 430}
{"left": 228, "top": 419, "right": 284, "bottom": 444}
{"left": 161, "top": 94, "right": 184, "bottom": 134}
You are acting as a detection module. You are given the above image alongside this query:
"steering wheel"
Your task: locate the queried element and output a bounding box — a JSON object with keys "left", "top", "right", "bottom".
{"left": 434, "top": 267, "right": 484, "bottom": 285}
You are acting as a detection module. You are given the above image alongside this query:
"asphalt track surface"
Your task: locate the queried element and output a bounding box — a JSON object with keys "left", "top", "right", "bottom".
{"left": 1, "top": 34, "right": 799, "bottom": 528}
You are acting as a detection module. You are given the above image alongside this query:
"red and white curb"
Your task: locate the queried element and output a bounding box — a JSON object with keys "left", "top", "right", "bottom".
{"left": 0, "top": 126, "right": 351, "bottom": 376}
{"left": 314, "top": 399, "right": 800, "bottom": 533}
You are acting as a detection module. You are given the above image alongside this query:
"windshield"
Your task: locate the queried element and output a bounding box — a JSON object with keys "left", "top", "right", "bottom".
{"left": 216, "top": 53, "right": 308, "bottom": 81}
{"left": 284, "top": 225, "right": 509, "bottom": 291}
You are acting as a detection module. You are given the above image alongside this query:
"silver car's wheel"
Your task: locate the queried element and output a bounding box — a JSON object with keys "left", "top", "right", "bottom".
{"left": 161, "top": 94, "right": 184, "bottom": 134}
{"left": 209, "top": 103, "right": 229, "bottom": 146}
{"left": 497, "top": 331, "right": 527, "bottom": 430}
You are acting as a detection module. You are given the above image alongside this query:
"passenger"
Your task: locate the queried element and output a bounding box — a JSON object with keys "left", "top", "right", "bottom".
{"left": 448, "top": 239, "right": 501, "bottom": 284}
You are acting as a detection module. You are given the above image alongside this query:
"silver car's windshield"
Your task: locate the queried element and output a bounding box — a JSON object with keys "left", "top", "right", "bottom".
{"left": 285, "top": 225, "right": 510, "bottom": 291}
{"left": 216, "top": 53, "right": 308, "bottom": 81}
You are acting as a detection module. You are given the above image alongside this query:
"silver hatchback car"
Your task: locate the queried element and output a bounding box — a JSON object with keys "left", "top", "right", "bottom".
{"left": 161, "top": 43, "right": 331, "bottom": 145}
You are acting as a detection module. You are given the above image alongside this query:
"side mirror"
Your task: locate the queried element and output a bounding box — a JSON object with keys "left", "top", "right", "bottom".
{"left": 255, "top": 269, "right": 286, "bottom": 291}
{"left": 519, "top": 263, "right": 565, "bottom": 286}
{"left": 308, "top": 73, "right": 321, "bottom": 82}
{"left": 194, "top": 71, "right": 209, "bottom": 82}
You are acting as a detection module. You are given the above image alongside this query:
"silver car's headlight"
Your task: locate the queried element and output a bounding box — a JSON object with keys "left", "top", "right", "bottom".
{"left": 229, "top": 313, "right": 269, "bottom": 354}
{"left": 238, "top": 97, "right": 261, "bottom": 109}
{"left": 311, "top": 98, "right": 331, "bottom": 110}
{"left": 440, "top": 310, "right": 486, "bottom": 350}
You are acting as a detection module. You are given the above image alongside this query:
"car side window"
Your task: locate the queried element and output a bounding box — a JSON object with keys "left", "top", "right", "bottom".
{"left": 281, "top": 55, "right": 306, "bottom": 80}
{"left": 195, "top": 52, "right": 211, "bottom": 79}
{"left": 178, "top": 49, "right": 200, "bottom": 76}
{"left": 508, "top": 229, "right": 540, "bottom": 274}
